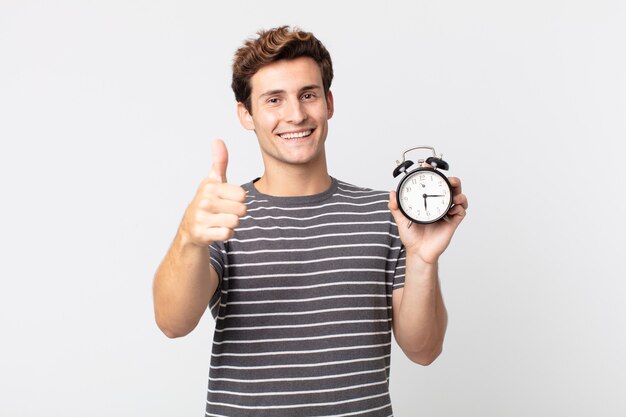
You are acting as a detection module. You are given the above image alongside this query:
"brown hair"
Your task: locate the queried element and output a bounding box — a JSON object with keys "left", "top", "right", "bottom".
{"left": 232, "top": 26, "right": 333, "bottom": 113}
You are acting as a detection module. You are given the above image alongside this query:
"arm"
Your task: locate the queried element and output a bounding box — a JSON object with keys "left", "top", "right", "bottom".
{"left": 153, "top": 230, "right": 220, "bottom": 338}
{"left": 391, "top": 260, "right": 447, "bottom": 365}
{"left": 389, "top": 176, "right": 467, "bottom": 365}
{"left": 153, "top": 140, "right": 246, "bottom": 338}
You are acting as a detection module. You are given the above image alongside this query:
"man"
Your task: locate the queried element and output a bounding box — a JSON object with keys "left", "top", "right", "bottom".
{"left": 153, "top": 26, "right": 468, "bottom": 416}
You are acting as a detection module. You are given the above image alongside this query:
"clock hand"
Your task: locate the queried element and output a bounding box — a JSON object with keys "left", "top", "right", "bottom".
{"left": 423, "top": 194, "right": 428, "bottom": 210}
{"left": 424, "top": 194, "right": 446, "bottom": 198}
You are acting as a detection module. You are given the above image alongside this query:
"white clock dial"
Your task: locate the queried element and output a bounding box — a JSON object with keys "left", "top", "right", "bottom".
{"left": 398, "top": 169, "right": 452, "bottom": 223}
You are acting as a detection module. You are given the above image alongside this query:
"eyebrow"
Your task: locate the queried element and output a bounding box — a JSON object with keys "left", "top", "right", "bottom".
{"left": 258, "top": 85, "right": 322, "bottom": 99}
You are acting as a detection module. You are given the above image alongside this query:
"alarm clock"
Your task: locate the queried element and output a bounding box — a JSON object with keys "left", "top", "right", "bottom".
{"left": 393, "top": 146, "right": 453, "bottom": 225}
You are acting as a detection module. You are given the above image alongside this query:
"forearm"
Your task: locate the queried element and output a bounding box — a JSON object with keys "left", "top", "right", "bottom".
{"left": 153, "top": 229, "right": 218, "bottom": 338}
{"left": 394, "top": 252, "right": 447, "bottom": 365}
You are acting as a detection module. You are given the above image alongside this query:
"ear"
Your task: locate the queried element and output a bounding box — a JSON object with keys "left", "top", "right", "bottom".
{"left": 237, "top": 102, "right": 255, "bottom": 130}
{"left": 326, "top": 90, "right": 334, "bottom": 120}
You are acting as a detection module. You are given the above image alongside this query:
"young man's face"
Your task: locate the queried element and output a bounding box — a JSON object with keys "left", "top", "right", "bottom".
{"left": 237, "top": 56, "right": 334, "bottom": 173}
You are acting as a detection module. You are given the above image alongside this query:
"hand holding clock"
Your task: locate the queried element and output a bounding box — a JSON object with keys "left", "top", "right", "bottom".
{"left": 389, "top": 175, "right": 468, "bottom": 265}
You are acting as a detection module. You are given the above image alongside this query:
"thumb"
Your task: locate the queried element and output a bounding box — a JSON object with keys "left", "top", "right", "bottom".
{"left": 388, "top": 191, "right": 408, "bottom": 226}
{"left": 208, "top": 139, "right": 229, "bottom": 183}
{"left": 388, "top": 191, "right": 401, "bottom": 217}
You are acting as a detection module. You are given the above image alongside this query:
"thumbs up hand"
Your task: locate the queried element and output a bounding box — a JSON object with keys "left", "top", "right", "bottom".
{"left": 207, "top": 138, "right": 229, "bottom": 183}
{"left": 180, "top": 139, "right": 247, "bottom": 247}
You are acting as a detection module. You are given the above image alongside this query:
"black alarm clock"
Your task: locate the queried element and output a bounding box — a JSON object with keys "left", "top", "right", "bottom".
{"left": 393, "top": 146, "right": 453, "bottom": 225}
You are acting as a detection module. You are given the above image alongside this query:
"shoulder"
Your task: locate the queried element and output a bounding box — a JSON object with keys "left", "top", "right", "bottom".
{"left": 334, "top": 179, "right": 389, "bottom": 197}
{"left": 331, "top": 179, "right": 393, "bottom": 217}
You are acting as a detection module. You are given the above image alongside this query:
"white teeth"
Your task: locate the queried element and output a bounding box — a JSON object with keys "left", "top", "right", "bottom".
{"left": 279, "top": 130, "right": 312, "bottom": 139}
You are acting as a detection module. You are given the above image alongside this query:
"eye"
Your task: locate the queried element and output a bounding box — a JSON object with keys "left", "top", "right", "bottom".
{"left": 301, "top": 92, "right": 316, "bottom": 101}
{"left": 266, "top": 97, "right": 281, "bottom": 105}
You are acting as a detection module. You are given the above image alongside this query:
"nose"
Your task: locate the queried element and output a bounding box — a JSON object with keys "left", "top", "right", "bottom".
{"left": 284, "top": 100, "right": 307, "bottom": 124}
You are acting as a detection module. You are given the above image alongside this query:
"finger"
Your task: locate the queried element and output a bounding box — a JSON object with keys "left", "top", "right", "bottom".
{"left": 191, "top": 212, "right": 241, "bottom": 234}
{"left": 208, "top": 139, "right": 229, "bottom": 183}
{"left": 448, "top": 176, "right": 462, "bottom": 193}
{"left": 201, "top": 182, "right": 247, "bottom": 203}
{"left": 202, "top": 212, "right": 242, "bottom": 230}
{"left": 453, "top": 193, "right": 468, "bottom": 210}
{"left": 388, "top": 191, "right": 399, "bottom": 211}
{"left": 200, "top": 226, "right": 235, "bottom": 243}
{"left": 388, "top": 191, "right": 410, "bottom": 226}
{"left": 198, "top": 198, "right": 247, "bottom": 218}
{"left": 447, "top": 204, "right": 467, "bottom": 222}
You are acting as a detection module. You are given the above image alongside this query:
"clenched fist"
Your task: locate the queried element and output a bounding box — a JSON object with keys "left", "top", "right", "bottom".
{"left": 180, "top": 139, "right": 247, "bottom": 246}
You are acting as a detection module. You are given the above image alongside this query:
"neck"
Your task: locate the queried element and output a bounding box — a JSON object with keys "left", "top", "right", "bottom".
{"left": 255, "top": 162, "right": 332, "bottom": 197}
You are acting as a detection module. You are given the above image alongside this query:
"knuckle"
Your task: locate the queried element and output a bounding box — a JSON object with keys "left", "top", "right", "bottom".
{"left": 229, "top": 215, "right": 241, "bottom": 229}
{"left": 199, "top": 179, "right": 215, "bottom": 195}
{"left": 217, "top": 228, "right": 233, "bottom": 241}
{"left": 192, "top": 225, "right": 206, "bottom": 240}
{"left": 197, "top": 198, "right": 210, "bottom": 210}
{"left": 203, "top": 182, "right": 218, "bottom": 195}
{"left": 237, "top": 188, "right": 247, "bottom": 201}
{"left": 193, "top": 211, "right": 205, "bottom": 225}
{"left": 200, "top": 196, "right": 220, "bottom": 213}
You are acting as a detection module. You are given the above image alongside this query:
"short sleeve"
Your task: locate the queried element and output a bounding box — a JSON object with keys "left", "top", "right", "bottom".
{"left": 393, "top": 246, "right": 407, "bottom": 290}
{"left": 388, "top": 212, "right": 407, "bottom": 290}
{"left": 208, "top": 241, "right": 226, "bottom": 319}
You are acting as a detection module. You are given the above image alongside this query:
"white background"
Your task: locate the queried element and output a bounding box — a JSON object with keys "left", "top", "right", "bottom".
{"left": 1, "top": 1, "right": 625, "bottom": 416}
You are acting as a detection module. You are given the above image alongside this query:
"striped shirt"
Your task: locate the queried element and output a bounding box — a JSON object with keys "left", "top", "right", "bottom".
{"left": 206, "top": 178, "right": 406, "bottom": 416}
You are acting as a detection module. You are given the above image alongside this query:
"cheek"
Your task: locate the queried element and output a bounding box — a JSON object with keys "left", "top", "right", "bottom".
{"left": 315, "top": 105, "right": 331, "bottom": 121}
{"left": 256, "top": 112, "right": 280, "bottom": 132}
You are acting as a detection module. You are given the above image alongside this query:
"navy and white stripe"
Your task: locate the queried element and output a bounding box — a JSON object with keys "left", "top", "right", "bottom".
{"left": 206, "top": 178, "right": 406, "bottom": 417}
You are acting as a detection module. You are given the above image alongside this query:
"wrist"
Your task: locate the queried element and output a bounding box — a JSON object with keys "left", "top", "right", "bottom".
{"left": 176, "top": 226, "right": 210, "bottom": 252}
{"left": 406, "top": 248, "right": 439, "bottom": 268}
{"left": 404, "top": 251, "right": 439, "bottom": 288}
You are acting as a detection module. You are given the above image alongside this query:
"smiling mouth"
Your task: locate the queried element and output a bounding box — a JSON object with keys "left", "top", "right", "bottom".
{"left": 278, "top": 129, "right": 313, "bottom": 140}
